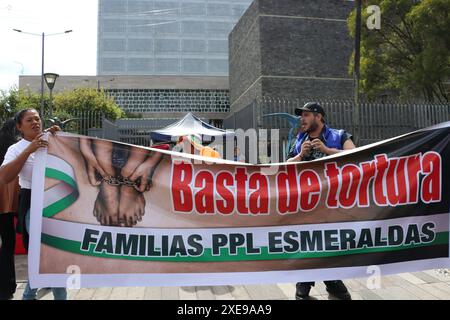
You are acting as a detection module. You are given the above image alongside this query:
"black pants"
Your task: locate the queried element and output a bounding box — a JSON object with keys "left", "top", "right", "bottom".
{"left": 17, "top": 189, "right": 31, "bottom": 252}
{"left": 0, "top": 213, "right": 17, "bottom": 298}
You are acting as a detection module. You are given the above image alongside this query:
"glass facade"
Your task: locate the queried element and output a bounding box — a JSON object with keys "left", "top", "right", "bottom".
{"left": 97, "top": 0, "right": 252, "bottom": 76}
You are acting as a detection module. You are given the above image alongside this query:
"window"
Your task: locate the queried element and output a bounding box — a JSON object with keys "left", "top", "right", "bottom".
{"left": 208, "top": 40, "right": 228, "bottom": 54}
{"left": 155, "top": 39, "right": 180, "bottom": 53}
{"left": 155, "top": 58, "right": 180, "bottom": 73}
{"left": 101, "top": 1, "right": 126, "bottom": 14}
{"left": 181, "top": 2, "right": 206, "bottom": 16}
{"left": 128, "top": 39, "right": 153, "bottom": 52}
{"left": 207, "top": 3, "right": 231, "bottom": 17}
{"left": 128, "top": 1, "right": 153, "bottom": 14}
{"left": 206, "top": 21, "right": 232, "bottom": 36}
{"left": 127, "top": 19, "right": 154, "bottom": 34}
{"left": 208, "top": 59, "right": 228, "bottom": 73}
{"left": 154, "top": 20, "right": 179, "bottom": 35}
{"left": 102, "top": 39, "right": 126, "bottom": 52}
{"left": 154, "top": 1, "right": 179, "bottom": 15}
{"left": 182, "top": 59, "right": 206, "bottom": 73}
{"left": 181, "top": 21, "right": 205, "bottom": 35}
{"left": 182, "top": 39, "right": 206, "bottom": 53}
{"left": 102, "top": 58, "right": 126, "bottom": 72}
{"left": 102, "top": 19, "right": 126, "bottom": 33}
{"left": 127, "top": 58, "right": 153, "bottom": 72}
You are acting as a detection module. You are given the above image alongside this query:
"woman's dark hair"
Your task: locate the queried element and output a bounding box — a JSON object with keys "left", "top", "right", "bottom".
{"left": 0, "top": 118, "right": 19, "bottom": 164}
{"left": 14, "top": 108, "right": 38, "bottom": 125}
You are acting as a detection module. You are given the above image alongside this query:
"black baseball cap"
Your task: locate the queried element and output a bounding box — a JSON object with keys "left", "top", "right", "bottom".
{"left": 295, "top": 102, "right": 326, "bottom": 117}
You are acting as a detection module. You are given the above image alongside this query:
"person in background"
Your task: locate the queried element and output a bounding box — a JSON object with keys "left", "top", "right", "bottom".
{"left": 0, "top": 119, "right": 20, "bottom": 300}
{"left": 234, "top": 146, "right": 245, "bottom": 162}
{"left": 0, "top": 109, "right": 66, "bottom": 300}
{"left": 287, "top": 102, "right": 356, "bottom": 300}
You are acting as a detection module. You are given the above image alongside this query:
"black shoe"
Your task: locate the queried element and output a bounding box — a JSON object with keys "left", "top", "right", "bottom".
{"left": 325, "top": 280, "right": 352, "bottom": 300}
{"left": 295, "top": 282, "right": 315, "bottom": 300}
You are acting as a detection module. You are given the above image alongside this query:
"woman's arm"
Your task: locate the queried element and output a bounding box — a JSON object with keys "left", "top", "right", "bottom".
{"left": 0, "top": 133, "right": 47, "bottom": 185}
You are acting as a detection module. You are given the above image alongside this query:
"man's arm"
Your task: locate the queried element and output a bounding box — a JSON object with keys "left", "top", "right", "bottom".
{"left": 310, "top": 136, "right": 356, "bottom": 156}
{"left": 286, "top": 140, "right": 312, "bottom": 162}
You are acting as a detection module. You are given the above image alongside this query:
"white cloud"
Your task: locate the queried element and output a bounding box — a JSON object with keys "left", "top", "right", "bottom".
{"left": 0, "top": 0, "right": 98, "bottom": 91}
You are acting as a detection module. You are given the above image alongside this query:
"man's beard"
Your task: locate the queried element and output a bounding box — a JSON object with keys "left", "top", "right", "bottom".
{"left": 305, "top": 121, "right": 319, "bottom": 133}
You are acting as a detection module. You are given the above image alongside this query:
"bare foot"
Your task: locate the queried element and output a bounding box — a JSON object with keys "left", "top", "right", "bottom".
{"left": 93, "top": 182, "right": 120, "bottom": 226}
{"left": 118, "top": 186, "right": 145, "bottom": 227}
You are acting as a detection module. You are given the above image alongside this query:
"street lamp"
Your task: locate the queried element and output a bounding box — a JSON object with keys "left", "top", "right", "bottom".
{"left": 44, "top": 73, "right": 59, "bottom": 119}
{"left": 12, "top": 29, "right": 72, "bottom": 118}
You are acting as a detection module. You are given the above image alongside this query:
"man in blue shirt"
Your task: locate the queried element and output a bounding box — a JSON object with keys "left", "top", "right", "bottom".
{"left": 287, "top": 102, "right": 356, "bottom": 300}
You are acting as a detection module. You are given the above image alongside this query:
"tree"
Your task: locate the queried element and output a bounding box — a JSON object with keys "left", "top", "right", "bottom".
{"left": 348, "top": 0, "right": 450, "bottom": 102}
{"left": 53, "top": 88, "right": 124, "bottom": 120}
{"left": 0, "top": 87, "right": 46, "bottom": 119}
{"left": 1, "top": 87, "right": 124, "bottom": 133}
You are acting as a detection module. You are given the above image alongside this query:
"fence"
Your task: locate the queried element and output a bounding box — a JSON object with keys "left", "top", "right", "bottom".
{"left": 3, "top": 99, "right": 449, "bottom": 162}
{"left": 100, "top": 118, "right": 177, "bottom": 146}
{"left": 225, "top": 97, "right": 450, "bottom": 146}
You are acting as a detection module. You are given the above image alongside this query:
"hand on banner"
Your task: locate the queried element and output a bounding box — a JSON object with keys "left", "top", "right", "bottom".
{"left": 44, "top": 125, "right": 61, "bottom": 135}
{"left": 26, "top": 133, "right": 49, "bottom": 154}
{"left": 79, "top": 138, "right": 107, "bottom": 186}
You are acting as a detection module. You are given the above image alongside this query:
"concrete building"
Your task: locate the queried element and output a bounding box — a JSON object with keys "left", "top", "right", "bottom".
{"left": 97, "top": 0, "right": 252, "bottom": 76}
{"left": 229, "top": 0, "right": 355, "bottom": 113}
{"left": 18, "top": 75, "right": 229, "bottom": 119}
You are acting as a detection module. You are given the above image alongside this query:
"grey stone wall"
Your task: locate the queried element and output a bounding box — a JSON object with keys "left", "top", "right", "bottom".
{"left": 229, "top": 0, "right": 355, "bottom": 114}
{"left": 108, "top": 88, "right": 229, "bottom": 114}
{"left": 229, "top": 0, "right": 262, "bottom": 110}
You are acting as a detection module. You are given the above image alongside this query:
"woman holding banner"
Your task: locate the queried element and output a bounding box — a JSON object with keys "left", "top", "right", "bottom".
{"left": 0, "top": 119, "right": 20, "bottom": 300}
{"left": 0, "top": 108, "right": 66, "bottom": 300}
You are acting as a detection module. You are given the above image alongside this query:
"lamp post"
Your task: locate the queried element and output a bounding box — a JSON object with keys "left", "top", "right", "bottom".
{"left": 12, "top": 29, "right": 72, "bottom": 118}
{"left": 44, "top": 73, "right": 59, "bottom": 119}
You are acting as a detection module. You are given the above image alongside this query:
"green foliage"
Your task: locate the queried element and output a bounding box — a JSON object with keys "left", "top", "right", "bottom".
{"left": 53, "top": 88, "right": 124, "bottom": 120}
{"left": 1, "top": 87, "right": 124, "bottom": 134}
{"left": 0, "top": 87, "right": 46, "bottom": 119}
{"left": 348, "top": 0, "right": 450, "bottom": 102}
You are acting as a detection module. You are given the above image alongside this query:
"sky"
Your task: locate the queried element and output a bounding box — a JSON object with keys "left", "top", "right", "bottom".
{"left": 0, "top": 0, "right": 98, "bottom": 91}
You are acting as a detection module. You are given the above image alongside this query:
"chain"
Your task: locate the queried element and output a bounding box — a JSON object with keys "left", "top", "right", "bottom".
{"left": 102, "top": 176, "right": 138, "bottom": 187}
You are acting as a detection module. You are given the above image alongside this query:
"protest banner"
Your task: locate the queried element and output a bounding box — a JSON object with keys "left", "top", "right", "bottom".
{"left": 28, "top": 122, "right": 450, "bottom": 288}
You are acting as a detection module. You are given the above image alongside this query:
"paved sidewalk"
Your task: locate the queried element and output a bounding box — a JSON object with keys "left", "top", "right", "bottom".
{"left": 12, "top": 255, "right": 450, "bottom": 300}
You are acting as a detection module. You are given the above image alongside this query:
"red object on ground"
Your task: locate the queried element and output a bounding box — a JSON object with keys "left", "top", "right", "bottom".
{"left": 14, "top": 217, "right": 26, "bottom": 255}
{"left": 152, "top": 144, "right": 170, "bottom": 150}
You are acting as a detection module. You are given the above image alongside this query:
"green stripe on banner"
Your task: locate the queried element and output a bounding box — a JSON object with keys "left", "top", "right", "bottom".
{"left": 42, "top": 192, "right": 79, "bottom": 218}
{"left": 45, "top": 168, "right": 77, "bottom": 189}
{"left": 41, "top": 232, "right": 449, "bottom": 262}
{"left": 43, "top": 167, "right": 79, "bottom": 218}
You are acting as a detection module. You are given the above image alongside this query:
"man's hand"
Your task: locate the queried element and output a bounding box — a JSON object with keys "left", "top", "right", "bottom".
{"left": 128, "top": 153, "right": 163, "bottom": 192}
{"left": 79, "top": 139, "right": 107, "bottom": 186}
{"left": 300, "top": 140, "right": 313, "bottom": 158}
{"left": 311, "top": 139, "right": 329, "bottom": 154}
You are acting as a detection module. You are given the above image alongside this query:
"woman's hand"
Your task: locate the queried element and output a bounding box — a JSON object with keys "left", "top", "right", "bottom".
{"left": 25, "top": 133, "right": 48, "bottom": 154}
{"left": 45, "top": 125, "right": 61, "bottom": 135}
